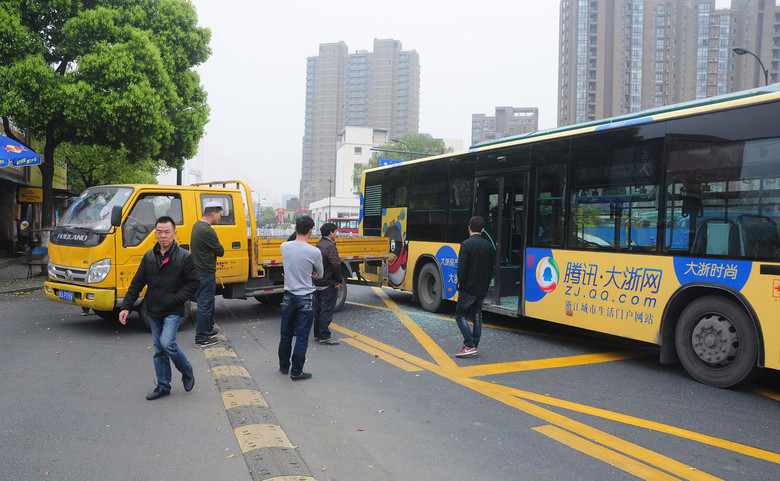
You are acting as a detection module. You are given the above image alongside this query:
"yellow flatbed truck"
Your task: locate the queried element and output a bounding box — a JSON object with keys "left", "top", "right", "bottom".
{"left": 44, "top": 180, "right": 388, "bottom": 328}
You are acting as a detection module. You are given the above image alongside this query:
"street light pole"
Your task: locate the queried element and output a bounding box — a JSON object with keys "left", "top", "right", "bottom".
{"left": 391, "top": 138, "right": 413, "bottom": 160}
{"left": 327, "top": 178, "right": 333, "bottom": 220}
{"left": 733, "top": 47, "right": 769, "bottom": 86}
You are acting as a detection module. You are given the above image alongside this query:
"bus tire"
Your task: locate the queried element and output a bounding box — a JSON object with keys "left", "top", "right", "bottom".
{"left": 674, "top": 296, "right": 757, "bottom": 388}
{"left": 416, "top": 262, "right": 443, "bottom": 313}
{"left": 137, "top": 299, "right": 191, "bottom": 332}
{"left": 93, "top": 308, "right": 119, "bottom": 321}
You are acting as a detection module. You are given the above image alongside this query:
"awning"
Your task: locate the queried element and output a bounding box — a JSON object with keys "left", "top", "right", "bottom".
{"left": 0, "top": 134, "right": 42, "bottom": 168}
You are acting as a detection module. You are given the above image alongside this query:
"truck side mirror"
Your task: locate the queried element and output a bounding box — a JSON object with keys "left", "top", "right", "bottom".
{"left": 111, "top": 205, "right": 123, "bottom": 227}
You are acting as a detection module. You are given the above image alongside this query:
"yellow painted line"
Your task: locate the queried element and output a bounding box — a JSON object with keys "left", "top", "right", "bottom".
{"left": 341, "top": 337, "right": 425, "bottom": 372}
{"left": 533, "top": 425, "right": 683, "bottom": 481}
{"left": 221, "top": 389, "right": 268, "bottom": 409}
{"left": 751, "top": 386, "right": 780, "bottom": 402}
{"left": 458, "top": 351, "right": 652, "bottom": 377}
{"left": 345, "top": 301, "right": 392, "bottom": 311}
{"left": 211, "top": 365, "right": 251, "bottom": 379}
{"left": 264, "top": 477, "right": 317, "bottom": 481}
{"left": 333, "top": 324, "right": 445, "bottom": 374}
{"left": 372, "top": 286, "right": 458, "bottom": 369}
{"left": 234, "top": 424, "right": 294, "bottom": 452}
{"left": 204, "top": 347, "right": 238, "bottom": 359}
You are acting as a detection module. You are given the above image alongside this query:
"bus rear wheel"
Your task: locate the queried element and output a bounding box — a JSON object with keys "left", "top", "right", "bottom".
{"left": 674, "top": 296, "right": 757, "bottom": 388}
{"left": 416, "top": 263, "right": 443, "bottom": 313}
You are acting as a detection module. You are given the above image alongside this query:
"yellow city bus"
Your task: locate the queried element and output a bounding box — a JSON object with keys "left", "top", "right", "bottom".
{"left": 359, "top": 85, "right": 780, "bottom": 387}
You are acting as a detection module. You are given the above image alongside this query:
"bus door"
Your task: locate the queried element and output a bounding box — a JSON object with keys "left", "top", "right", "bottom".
{"left": 474, "top": 171, "right": 527, "bottom": 315}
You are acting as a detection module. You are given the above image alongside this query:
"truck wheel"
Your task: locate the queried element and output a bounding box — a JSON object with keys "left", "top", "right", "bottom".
{"left": 416, "top": 263, "right": 443, "bottom": 312}
{"left": 137, "top": 299, "right": 191, "bottom": 331}
{"left": 255, "top": 293, "right": 283, "bottom": 305}
{"left": 93, "top": 309, "right": 119, "bottom": 321}
{"left": 335, "top": 281, "right": 347, "bottom": 312}
{"left": 675, "top": 296, "right": 757, "bottom": 388}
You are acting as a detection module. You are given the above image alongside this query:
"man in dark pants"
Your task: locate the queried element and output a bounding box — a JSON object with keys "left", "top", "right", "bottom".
{"left": 191, "top": 201, "right": 224, "bottom": 348}
{"left": 313, "top": 222, "right": 343, "bottom": 345}
{"left": 454, "top": 216, "right": 495, "bottom": 357}
{"left": 278, "top": 216, "right": 323, "bottom": 380}
{"left": 119, "top": 216, "right": 201, "bottom": 400}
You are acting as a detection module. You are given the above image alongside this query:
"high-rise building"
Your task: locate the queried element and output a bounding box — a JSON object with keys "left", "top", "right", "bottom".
{"left": 558, "top": 0, "right": 780, "bottom": 127}
{"left": 471, "top": 107, "right": 539, "bottom": 145}
{"left": 299, "top": 39, "right": 420, "bottom": 207}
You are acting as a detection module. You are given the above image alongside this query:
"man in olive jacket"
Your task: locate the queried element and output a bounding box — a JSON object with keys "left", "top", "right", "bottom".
{"left": 191, "top": 201, "right": 225, "bottom": 348}
{"left": 119, "top": 216, "right": 201, "bottom": 400}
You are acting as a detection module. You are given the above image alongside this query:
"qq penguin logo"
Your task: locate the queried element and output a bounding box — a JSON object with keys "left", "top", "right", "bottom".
{"left": 535, "top": 256, "right": 560, "bottom": 293}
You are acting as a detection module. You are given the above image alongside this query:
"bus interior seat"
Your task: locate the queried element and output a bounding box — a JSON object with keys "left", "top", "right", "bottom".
{"left": 692, "top": 219, "right": 742, "bottom": 256}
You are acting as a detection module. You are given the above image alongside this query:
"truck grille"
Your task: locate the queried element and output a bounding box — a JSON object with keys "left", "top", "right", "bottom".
{"left": 49, "top": 264, "right": 89, "bottom": 283}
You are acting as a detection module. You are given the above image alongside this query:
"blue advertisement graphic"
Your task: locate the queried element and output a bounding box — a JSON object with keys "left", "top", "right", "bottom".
{"left": 525, "top": 248, "right": 554, "bottom": 302}
{"left": 672, "top": 257, "right": 752, "bottom": 291}
{"left": 358, "top": 192, "right": 364, "bottom": 224}
{"left": 436, "top": 245, "right": 458, "bottom": 300}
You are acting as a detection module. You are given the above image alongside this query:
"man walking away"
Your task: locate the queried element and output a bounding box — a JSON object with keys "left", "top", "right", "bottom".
{"left": 313, "top": 222, "right": 343, "bottom": 345}
{"left": 454, "top": 216, "right": 495, "bottom": 357}
{"left": 119, "top": 216, "right": 201, "bottom": 400}
{"left": 191, "top": 201, "right": 225, "bottom": 348}
{"left": 278, "top": 216, "right": 323, "bottom": 380}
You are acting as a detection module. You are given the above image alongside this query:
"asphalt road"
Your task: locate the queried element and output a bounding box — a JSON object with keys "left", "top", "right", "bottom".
{"left": 2, "top": 285, "right": 779, "bottom": 481}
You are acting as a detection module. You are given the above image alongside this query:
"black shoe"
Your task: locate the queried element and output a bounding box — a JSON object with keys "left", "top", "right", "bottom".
{"left": 318, "top": 338, "right": 340, "bottom": 345}
{"left": 290, "top": 372, "right": 312, "bottom": 381}
{"left": 279, "top": 367, "right": 289, "bottom": 375}
{"left": 182, "top": 370, "right": 195, "bottom": 392}
{"left": 146, "top": 387, "right": 170, "bottom": 400}
{"left": 195, "top": 336, "right": 218, "bottom": 349}
{"left": 206, "top": 327, "right": 220, "bottom": 336}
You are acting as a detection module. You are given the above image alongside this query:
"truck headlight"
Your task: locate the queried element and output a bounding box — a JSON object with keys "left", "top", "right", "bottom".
{"left": 87, "top": 258, "right": 111, "bottom": 284}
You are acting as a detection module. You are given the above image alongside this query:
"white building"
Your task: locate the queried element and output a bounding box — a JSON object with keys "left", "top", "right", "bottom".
{"left": 309, "top": 196, "right": 360, "bottom": 226}
{"left": 334, "top": 127, "right": 389, "bottom": 198}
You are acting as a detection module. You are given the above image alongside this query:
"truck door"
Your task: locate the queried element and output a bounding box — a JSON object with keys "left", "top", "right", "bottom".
{"left": 197, "top": 193, "right": 248, "bottom": 283}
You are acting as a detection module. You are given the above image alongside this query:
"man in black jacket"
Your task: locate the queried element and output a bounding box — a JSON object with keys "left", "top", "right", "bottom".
{"left": 312, "top": 222, "right": 343, "bottom": 345}
{"left": 119, "top": 216, "right": 201, "bottom": 400}
{"left": 454, "top": 216, "right": 495, "bottom": 357}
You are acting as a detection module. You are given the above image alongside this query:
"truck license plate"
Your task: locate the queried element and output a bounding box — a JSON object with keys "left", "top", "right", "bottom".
{"left": 58, "top": 290, "right": 74, "bottom": 302}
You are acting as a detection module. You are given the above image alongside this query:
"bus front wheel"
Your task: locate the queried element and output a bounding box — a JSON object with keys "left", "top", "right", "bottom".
{"left": 416, "top": 263, "right": 443, "bottom": 313}
{"left": 674, "top": 296, "right": 757, "bottom": 388}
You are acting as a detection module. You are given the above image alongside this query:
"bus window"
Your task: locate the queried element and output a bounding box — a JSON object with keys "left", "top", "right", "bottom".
{"left": 408, "top": 159, "right": 448, "bottom": 241}
{"left": 447, "top": 158, "right": 475, "bottom": 243}
{"left": 531, "top": 141, "right": 568, "bottom": 248}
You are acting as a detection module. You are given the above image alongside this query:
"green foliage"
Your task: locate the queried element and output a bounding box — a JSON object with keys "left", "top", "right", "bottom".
{"left": 352, "top": 134, "right": 454, "bottom": 193}
{"left": 257, "top": 206, "right": 277, "bottom": 227}
{"left": 0, "top": 0, "right": 211, "bottom": 227}
{"left": 58, "top": 143, "right": 163, "bottom": 192}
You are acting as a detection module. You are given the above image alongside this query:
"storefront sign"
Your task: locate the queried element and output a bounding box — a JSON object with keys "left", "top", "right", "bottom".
{"left": 18, "top": 187, "right": 43, "bottom": 203}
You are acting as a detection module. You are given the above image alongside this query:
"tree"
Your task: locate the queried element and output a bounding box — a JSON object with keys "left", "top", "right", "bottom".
{"left": 257, "top": 206, "right": 277, "bottom": 227}
{"left": 59, "top": 143, "right": 164, "bottom": 193}
{"left": 0, "top": 0, "right": 211, "bottom": 234}
{"left": 352, "top": 134, "right": 453, "bottom": 193}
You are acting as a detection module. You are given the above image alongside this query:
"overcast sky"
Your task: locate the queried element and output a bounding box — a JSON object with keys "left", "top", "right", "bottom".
{"left": 160, "top": 1, "right": 561, "bottom": 205}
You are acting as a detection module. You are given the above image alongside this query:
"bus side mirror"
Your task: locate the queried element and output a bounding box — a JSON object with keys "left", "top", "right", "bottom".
{"left": 111, "top": 205, "right": 123, "bottom": 227}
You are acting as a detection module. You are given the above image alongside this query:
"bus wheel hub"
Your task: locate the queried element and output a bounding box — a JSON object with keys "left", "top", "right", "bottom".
{"left": 691, "top": 315, "right": 738, "bottom": 366}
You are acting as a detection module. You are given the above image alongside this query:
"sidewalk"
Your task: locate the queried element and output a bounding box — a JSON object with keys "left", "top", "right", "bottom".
{"left": 0, "top": 255, "right": 47, "bottom": 294}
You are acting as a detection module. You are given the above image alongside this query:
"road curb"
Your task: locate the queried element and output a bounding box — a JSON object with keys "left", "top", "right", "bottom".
{"left": 199, "top": 331, "right": 316, "bottom": 481}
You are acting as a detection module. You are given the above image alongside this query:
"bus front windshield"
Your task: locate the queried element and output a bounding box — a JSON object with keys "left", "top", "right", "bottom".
{"left": 60, "top": 187, "right": 133, "bottom": 232}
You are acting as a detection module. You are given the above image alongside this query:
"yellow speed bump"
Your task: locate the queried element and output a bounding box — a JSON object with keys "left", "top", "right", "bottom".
{"left": 234, "top": 424, "right": 294, "bottom": 452}
{"left": 211, "top": 365, "right": 251, "bottom": 379}
{"left": 221, "top": 389, "right": 268, "bottom": 409}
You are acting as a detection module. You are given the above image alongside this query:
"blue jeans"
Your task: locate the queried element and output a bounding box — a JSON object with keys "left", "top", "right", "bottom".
{"left": 455, "top": 291, "right": 485, "bottom": 349}
{"left": 313, "top": 286, "right": 337, "bottom": 340}
{"left": 195, "top": 274, "right": 216, "bottom": 342}
{"left": 150, "top": 314, "right": 192, "bottom": 392}
{"left": 278, "top": 291, "right": 314, "bottom": 376}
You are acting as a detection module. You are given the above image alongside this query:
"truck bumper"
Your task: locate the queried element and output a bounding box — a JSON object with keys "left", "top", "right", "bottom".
{"left": 44, "top": 281, "right": 116, "bottom": 311}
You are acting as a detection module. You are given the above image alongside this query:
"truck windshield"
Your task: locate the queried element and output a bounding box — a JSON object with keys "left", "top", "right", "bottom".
{"left": 60, "top": 187, "right": 133, "bottom": 232}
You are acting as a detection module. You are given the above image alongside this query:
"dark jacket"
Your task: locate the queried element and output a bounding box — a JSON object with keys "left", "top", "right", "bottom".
{"left": 457, "top": 234, "right": 495, "bottom": 297}
{"left": 313, "top": 237, "right": 343, "bottom": 287}
{"left": 121, "top": 241, "right": 200, "bottom": 318}
{"left": 191, "top": 220, "right": 225, "bottom": 276}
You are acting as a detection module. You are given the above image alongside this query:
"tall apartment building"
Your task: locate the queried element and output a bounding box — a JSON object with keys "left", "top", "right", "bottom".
{"left": 300, "top": 39, "right": 420, "bottom": 207}
{"left": 558, "top": 0, "right": 780, "bottom": 126}
{"left": 471, "top": 107, "right": 539, "bottom": 145}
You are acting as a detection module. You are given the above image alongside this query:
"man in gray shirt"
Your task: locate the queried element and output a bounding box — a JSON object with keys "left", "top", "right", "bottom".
{"left": 278, "top": 216, "right": 323, "bottom": 380}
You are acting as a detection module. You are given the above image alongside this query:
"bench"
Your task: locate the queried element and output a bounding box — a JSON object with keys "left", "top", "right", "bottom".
{"left": 27, "top": 246, "right": 48, "bottom": 279}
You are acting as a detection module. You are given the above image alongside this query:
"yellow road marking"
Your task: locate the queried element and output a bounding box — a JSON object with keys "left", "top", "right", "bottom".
{"left": 335, "top": 293, "right": 780, "bottom": 473}
{"left": 751, "top": 386, "right": 780, "bottom": 402}
{"left": 221, "top": 389, "right": 268, "bottom": 409}
{"left": 204, "top": 347, "right": 238, "bottom": 359}
{"left": 341, "top": 337, "right": 424, "bottom": 372}
{"left": 458, "top": 351, "right": 652, "bottom": 377}
{"left": 211, "top": 365, "right": 251, "bottom": 379}
{"left": 264, "top": 477, "right": 317, "bottom": 481}
{"left": 533, "top": 425, "right": 683, "bottom": 481}
{"left": 234, "top": 424, "right": 294, "bottom": 452}
{"left": 372, "top": 286, "right": 458, "bottom": 370}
